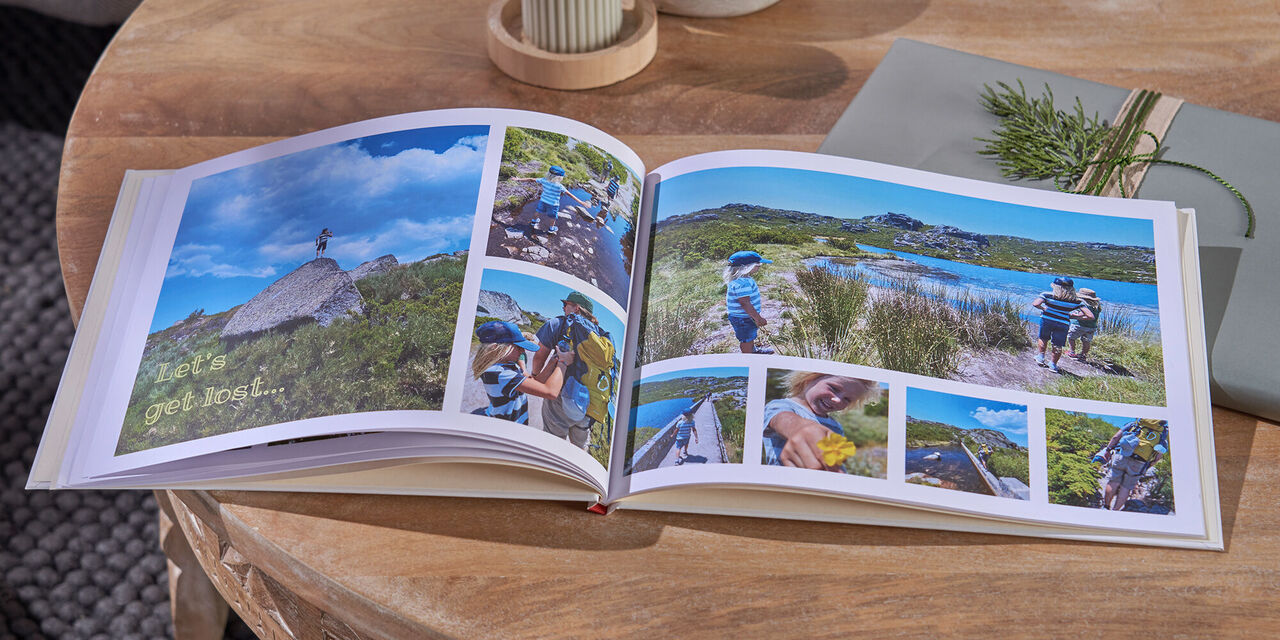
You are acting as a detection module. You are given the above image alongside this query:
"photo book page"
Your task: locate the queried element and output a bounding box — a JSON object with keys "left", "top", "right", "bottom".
{"left": 613, "top": 150, "right": 1213, "bottom": 542}
{"left": 43, "top": 109, "right": 647, "bottom": 496}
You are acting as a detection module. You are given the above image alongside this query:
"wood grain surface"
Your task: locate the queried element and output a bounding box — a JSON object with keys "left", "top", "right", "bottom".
{"left": 56, "top": 0, "right": 1280, "bottom": 637}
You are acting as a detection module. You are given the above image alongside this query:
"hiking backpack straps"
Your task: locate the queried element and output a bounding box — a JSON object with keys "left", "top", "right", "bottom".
{"left": 560, "top": 315, "right": 618, "bottom": 425}
{"left": 1129, "top": 418, "right": 1168, "bottom": 462}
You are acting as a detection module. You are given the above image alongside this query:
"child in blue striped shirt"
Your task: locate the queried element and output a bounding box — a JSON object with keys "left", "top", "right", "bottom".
{"left": 1031, "top": 277, "right": 1094, "bottom": 373}
{"left": 471, "top": 321, "right": 573, "bottom": 425}
{"left": 512, "top": 165, "right": 590, "bottom": 235}
{"left": 724, "top": 251, "right": 774, "bottom": 354}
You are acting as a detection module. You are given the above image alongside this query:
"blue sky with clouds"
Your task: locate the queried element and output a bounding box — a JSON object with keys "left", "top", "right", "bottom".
{"left": 654, "top": 166, "right": 1155, "bottom": 247}
{"left": 907, "top": 387, "right": 1029, "bottom": 447}
{"left": 150, "top": 126, "right": 488, "bottom": 332}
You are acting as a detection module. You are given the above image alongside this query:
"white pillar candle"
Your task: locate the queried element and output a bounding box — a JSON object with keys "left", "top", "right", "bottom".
{"left": 521, "top": 0, "right": 623, "bottom": 53}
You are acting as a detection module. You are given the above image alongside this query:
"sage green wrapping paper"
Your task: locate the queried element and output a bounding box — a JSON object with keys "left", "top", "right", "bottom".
{"left": 819, "top": 39, "right": 1279, "bottom": 421}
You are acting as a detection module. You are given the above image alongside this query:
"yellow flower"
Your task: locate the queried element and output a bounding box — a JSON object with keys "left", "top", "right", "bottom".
{"left": 816, "top": 432, "right": 856, "bottom": 468}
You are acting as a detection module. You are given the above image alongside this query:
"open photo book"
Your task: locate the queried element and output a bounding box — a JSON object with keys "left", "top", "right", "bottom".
{"left": 30, "top": 109, "right": 1221, "bottom": 549}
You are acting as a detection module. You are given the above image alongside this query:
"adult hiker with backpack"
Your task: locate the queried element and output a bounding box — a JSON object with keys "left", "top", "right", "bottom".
{"left": 1093, "top": 418, "right": 1169, "bottom": 511}
{"left": 531, "top": 291, "right": 619, "bottom": 450}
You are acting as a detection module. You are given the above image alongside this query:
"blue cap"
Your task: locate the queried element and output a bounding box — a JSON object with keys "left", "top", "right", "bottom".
{"left": 727, "top": 250, "right": 772, "bottom": 266}
{"left": 1053, "top": 276, "right": 1075, "bottom": 288}
{"left": 549, "top": 165, "right": 565, "bottom": 176}
{"left": 476, "top": 320, "right": 540, "bottom": 351}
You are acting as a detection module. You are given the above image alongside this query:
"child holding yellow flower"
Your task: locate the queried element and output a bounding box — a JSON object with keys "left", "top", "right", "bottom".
{"left": 762, "top": 372, "right": 880, "bottom": 472}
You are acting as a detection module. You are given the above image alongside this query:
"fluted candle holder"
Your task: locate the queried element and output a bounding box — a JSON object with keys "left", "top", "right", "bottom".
{"left": 487, "top": 0, "right": 657, "bottom": 90}
{"left": 522, "top": 0, "right": 623, "bottom": 53}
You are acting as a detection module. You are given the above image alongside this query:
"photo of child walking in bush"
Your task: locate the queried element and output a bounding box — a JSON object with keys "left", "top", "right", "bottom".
{"left": 487, "top": 126, "right": 642, "bottom": 308}
{"left": 761, "top": 369, "right": 888, "bottom": 477}
{"left": 639, "top": 165, "right": 1164, "bottom": 406}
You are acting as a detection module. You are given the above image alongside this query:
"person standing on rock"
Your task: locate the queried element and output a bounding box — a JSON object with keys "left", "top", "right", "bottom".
{"left": 512, "top": 165, "right": 590, "bottom": 235}
{"left": 1031, "top": 277, "right": 1094, "bottom": 373}
{"left": 531, "top": 291, "right": 610, "bottom": 449}
{"left": 725, "top": 251, "right": 775, "bottom": 355}
{"left": 315, "top": 228, "right": 333, "bottom": 259}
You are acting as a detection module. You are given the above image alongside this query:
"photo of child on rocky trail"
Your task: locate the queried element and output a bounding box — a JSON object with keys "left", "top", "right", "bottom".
{"left": 1046, "top": 409, "right": 1174, "bottom": 514}
{"left": 761, "top": 368, "right": 889, "bottom": 478}
{"left": 639, "top": 166, "right": 1165, "bottom": 406}
{"left": 624, "top": 367, "right": 748, "bottom": 474}
{"left": 905, "top": 388, "right": 1030, "bottom": 500}
{"left": 464, "top": 269, "right": 624, "bottom": 468}
{"left": 117, "top": 126, "right": 485, "bottom": 454}
{"left": 487, "top": 126, "right": 642, "bottom": 308}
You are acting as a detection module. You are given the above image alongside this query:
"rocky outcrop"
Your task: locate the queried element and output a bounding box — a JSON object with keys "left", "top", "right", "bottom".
{"left": 932, "top": 225, "right": 990, "bottom": 246}
{"left": 866, "top": 212, "right": 923, "bottom": 230}
{"left": 476, "top": 289, "right": 525, "bottom": 324}
{"left": 348, "top": 254, "right": 398, "bottom": 281}
{"left": 221, "top": 258, "right": 364, "bottom": 341}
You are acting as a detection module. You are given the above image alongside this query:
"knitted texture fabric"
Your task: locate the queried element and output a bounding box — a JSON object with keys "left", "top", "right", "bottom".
{"left": 0, "top": 6, "right": 253, "bottom": 639}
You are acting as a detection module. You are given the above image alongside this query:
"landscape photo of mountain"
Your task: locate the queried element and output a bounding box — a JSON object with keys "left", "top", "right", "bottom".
{"left": 116, "top": 125, "right": 486, "bottom": 454}
{"left": 640, "top": 166, "right": 1165, "bottom": 406}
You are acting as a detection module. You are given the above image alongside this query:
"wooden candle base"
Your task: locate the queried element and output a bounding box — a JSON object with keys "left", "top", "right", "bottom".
{"left": 487, "top": 0, "right": 657, "bottom": 90}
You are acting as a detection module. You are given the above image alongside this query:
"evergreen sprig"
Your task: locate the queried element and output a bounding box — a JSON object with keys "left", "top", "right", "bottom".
{"left": 977, "top": 80, "right": 1255, "bottom": 238}
{"left": 976, "top": 80, "right": 1112, "bottom": 190}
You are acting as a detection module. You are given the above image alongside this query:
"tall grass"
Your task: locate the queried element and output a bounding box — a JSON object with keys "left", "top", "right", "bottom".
{"left": 1036, "top": 330, "right": 1166, "bottom": 404}
{"left": 714, "top": 397, "right": 745, "bottom": 463}
{"left": 866, "top": 285, "right": 962, "bottom": 378}
{"left": 774, "top": 266, "right": 870, "bottom": 362}
{"left": 948, "top": 287, "right": 1032, "bottom": 352}
{"left": 636, "top": 298, "right": 705, "bottom": 365}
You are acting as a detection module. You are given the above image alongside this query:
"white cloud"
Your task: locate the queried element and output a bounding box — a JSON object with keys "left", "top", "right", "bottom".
{"left": 166, "top": 244, "right": 277, "bottom": 279}
{"left": 212, "top": 193, "right": 253, "bottom": 224}
{"left": 970, "top": 407, "right": 1027, "bottom": 433}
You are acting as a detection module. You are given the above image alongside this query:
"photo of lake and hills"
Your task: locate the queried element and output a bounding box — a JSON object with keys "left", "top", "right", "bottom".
{"left": 641, "top": 166, "right": 1165, "bottom": 406}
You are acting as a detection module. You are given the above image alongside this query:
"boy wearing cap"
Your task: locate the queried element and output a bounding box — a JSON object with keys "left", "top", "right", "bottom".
{"left": 1068, "top": 288, "right": 1103, "bottom": 362}
{"left": 513, "top": 165, "right": 590, "bottom": 235}
{"left": 1031, "top": 277, "right": 1094, "bottom": 373}
{"left": 471, "top": 320, "right": 573, "bottom": 425}
{"left": 724, "top": 251, "right": 775, "bottom": 354}
{"left": 531, "top": 291, "right": 604, "bottom": 448}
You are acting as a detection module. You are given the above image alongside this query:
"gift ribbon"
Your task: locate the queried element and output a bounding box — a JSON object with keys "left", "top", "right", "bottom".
{"left": 1073, "top": 88, "right": 1255, "bottom": 238}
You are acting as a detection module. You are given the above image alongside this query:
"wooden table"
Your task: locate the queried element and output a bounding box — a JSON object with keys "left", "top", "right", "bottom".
{"left": 58, "top": 1, "right": 1280, "bottom": 637}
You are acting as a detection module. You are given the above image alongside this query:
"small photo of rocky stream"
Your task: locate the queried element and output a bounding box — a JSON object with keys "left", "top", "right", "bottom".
{"left": 116, "top": 125, "right": 485, "bottom": 455}
{"left": 904, "top": 387, "right": 1030, "bottom": 501}
{"left": 487, "top": 126, "right": 641, "bottom": 309}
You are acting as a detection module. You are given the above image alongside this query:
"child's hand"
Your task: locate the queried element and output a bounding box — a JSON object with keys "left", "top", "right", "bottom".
{"left": 555, "top": 346, "right": 576, "bottom": 367}
{"left": 779, "top": 423, "right": 836, "bottom": 470}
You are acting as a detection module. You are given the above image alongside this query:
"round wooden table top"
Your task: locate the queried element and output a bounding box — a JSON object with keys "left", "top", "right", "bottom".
{"left": 58, "top": 1, "right": 1280, "bottom": 637}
